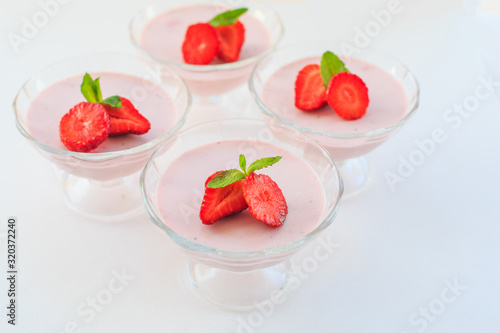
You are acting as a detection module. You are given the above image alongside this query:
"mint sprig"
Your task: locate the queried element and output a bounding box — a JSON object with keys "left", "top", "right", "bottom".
{"left": 102, "top": 95, "right": 122, "bottom": 107}
{"left": 208, "top": 169, "right": 246, "bottom": 188}
{"left": 247, "top": 156, "right": 281, "bottom": 175}
{"left": 208, "top": 8, "right": 247, "bottom": 27}
{"left": 239, "top": 154, "right": 246, "bottom": 172}
{"left": 80, "top": 73, "right": 122, "bottom": 108}
{"left": 81, "top": 73, "right": 101, "bottom": 103}
{"left": 207, "top": 154, "right": 282, "bottom": 188}
{"left": 320, "top": 51, "right": 349, "bottom": 88}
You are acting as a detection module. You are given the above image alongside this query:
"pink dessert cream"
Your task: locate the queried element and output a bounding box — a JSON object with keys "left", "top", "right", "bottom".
{"left": 261, "top": 53, "right": 409, "bottom": 161}
{"left": 133, "top": 3, "right": 278, "bottom": 96}
{"left": 25, "top": 72, "right": 178, "bottom": 181}
{"left": 140, "top": 5, "right": 270, "bottom": 65}
{"left": 157, "top": 140, "right": 325, "bottom": 251}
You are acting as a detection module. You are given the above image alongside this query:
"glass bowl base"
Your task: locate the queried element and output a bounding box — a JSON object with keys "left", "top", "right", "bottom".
{"left": 338, "top": 156, "right": 371, "bottom": 198}
{"left": 187, "top": 259, "right": 292, "bottom": 311}
{"left": 57, "top": 169, "right": 144, "bottom": 223}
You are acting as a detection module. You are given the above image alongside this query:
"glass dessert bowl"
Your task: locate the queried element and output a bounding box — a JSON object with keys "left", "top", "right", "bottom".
{"left": 130, "top": 1, "right": 283, "bottom": 111}
{"left": 140, "top": 118, "right": 343, "bottom": 310}
{"left": 249, "top": 41, "right": 419, "bottom": 196}
{"left": 14, "top": 52, "right": 191, "bottom": 222}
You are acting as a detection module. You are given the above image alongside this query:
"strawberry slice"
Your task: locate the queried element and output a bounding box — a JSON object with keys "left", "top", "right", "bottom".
{"left": 242, "top": 173, "right": 288, "bottom": 228}
{"left": 182, "top": 23, "right": 219, "bottom": 65}
{"left": 200, "top": 171, "right": 249, "bottom": 225}
{"left": 102, "top": 97, "right": 151, "bottom": 136}
{"left": 294, "top": 64, "right": 327, "bottom": 111}
{"left": 215, "top": 20, "right": 245, "bottom": 63}
{"left": 326, "top": 72, "right": 369, "bottom": 120}
{"left": 59, "top": 102, "right": 110, "bottom": 152}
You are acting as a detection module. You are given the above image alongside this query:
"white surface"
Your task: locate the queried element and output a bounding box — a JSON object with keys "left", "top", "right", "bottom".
{"left": 1, "top": 0, "right": 499, "bottom": 332}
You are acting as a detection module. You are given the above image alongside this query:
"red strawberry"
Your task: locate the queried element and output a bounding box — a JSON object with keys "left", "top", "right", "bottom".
{"left": 294, "top": 64, "right": 327, "bottom": 111}
{"left": 326, "top": 72, "right": 369, "bottom": 120}
{"left": 215, "top": 20, "right": 245, "bottom": 63}
{"left": 200, "top": 171, "right": 249, "bottom": 225}
{"left": 242, "top": 173, "right": 288, "bottom": 227}
{"left": 102, "top": 97, "right": 150, "bottom": 136}
{"left": 182, "top": 23, "right": 219, "bottom": 65}
{"left": 59, "top": 102, "right": 110, "bottom": 152}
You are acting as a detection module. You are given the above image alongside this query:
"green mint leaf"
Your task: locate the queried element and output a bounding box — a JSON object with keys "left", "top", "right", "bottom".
{"left": 81, "top": 73, "right": 100, "bottom": 103}
{"left": 247, "top": 156, "right": 282, "bottom": 175}
{"left": 208, "top": 8, "right": 247, "bottom": 27}
{"left": 207, "top": 169, "right": 246, "bottom": 188}
{"left": 93, "top": 77, "right": 103, "bottom": 102}
{"left": 320, "top": 51, "right": 349, "bottom": 88}
{"left": 101, "top": 95, "right": 122, "bottom": 108}
{"left": 239, "top": 154, "right": 246, "bottom": 173}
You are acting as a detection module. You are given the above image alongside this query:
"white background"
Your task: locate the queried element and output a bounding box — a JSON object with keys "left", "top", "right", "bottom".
{"left": 1, "top": 0, "right": 499, "bottom": 332}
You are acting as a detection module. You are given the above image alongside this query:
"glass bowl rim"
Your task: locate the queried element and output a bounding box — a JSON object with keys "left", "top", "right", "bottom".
{"left": 129, "top": 2, "right": 285, "bottom": 73}
{"left": 13, "top": 51, "right": 192, "bottom": 161}
{"left": 140, "top": 118, "right": 344, "bottom": 259}
{"left": 248, "top": 40, "right": 420, "bottom": 139}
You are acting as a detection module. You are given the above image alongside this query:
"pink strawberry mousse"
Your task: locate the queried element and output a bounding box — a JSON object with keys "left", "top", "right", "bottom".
{"left": 135, "top": 4, "right": 274, "bottom": 96}
{"left": 26, "top": 73, "right": 177, "bottom": 181}
{"left": 157, "top": 140, "right": 325, "bottom": 251}
{"left": 263, "top": 57, "right": 409, "bottom": 161}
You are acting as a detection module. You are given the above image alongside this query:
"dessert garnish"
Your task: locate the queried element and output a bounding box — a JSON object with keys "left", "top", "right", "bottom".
{"left": 210, "top": 8, "right": 247, "bottom": 63}
{"left": 182, "top": 23, "right": 219, "bottom": 65}
{"left": 59, "top": 73, "right": 150, "bottom": 152}
{"left": 200, "top": 170, "right": 249, "bottom": 225}
{"left": 102, "top": 97, "right": 151, "bottom": 136}
{"left": 200, "top": 154, "right": 288, "bottom": 227}
{"left": 59, "top": 102, "right": 111, "bottom": 153}
{"left": 326, "top": 71, "right": 369, "bottom": 120}
{"left": 241, "top": 172, "right": 288, "bottom": 227}
{"left": 294, "top": 51, "right": 369, "bottom": 120}
{"left": 182, "top": 8, "right": 247, "bottom": 64}
{"left": 294, "top": 64, "right": 326, "bottom": 111}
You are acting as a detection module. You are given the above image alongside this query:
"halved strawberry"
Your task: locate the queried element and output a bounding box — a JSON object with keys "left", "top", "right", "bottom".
{"left": 102, "top": 97, "right": 151, "bottom": 136}
{"left": 294, "top": 64, "right": 327, "bottom": 111}
{"left": 59, "top": 102, "right": 110, "bottom": 152}
{"left": 326, "top": 72, "right": 369, "bottom": 120}
{"left": 242, "top": 173, "right": 288, "bottom": 227}
{"left": 182, "top": 23, "right": 219, "bottom": 65}
{"left": 200, "top": 171, "right": 249, "bottom": 225}
{"left": 215, "top": 20, "right": 245, "bottom": 63}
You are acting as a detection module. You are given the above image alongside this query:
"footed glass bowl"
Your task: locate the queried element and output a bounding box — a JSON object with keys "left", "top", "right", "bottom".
{"left": 249, "top": 41, "right": 419, "bottom": 196}
{"left": 130, "top": 1, "right": 283, "bottom": 106}
{"left": 140, "top": 118, "right": 343, "bottom": 310}
{"left": 14, "top": 52, "right": 191, "bottom": 222}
